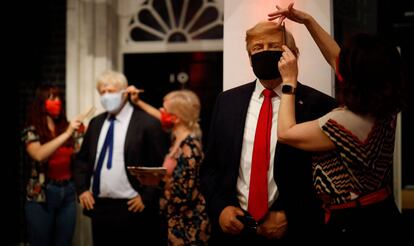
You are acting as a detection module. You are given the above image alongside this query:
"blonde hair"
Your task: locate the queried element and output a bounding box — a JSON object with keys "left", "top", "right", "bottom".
{"left": 245, "top": 21, "right": 299, "bottom": 57}
{"left": 164, "top": 90, "right": 202, "bottom": 138}
{"left": 96, "top": 70, "right": 128, "bottom": 90}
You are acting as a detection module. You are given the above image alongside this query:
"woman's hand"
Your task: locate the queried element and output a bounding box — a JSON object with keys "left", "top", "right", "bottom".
{"left": 278, "top": 45, "right": 298, "bottom": 86}
{"left": 269, "top": 2, "right": 340, "bottom": 69}
{"left": 268, "top": 3, "right": 310, "bottom": 25}
{"left": 65, "top": 115, "right": 82, "bottom": 136}
{"left": 126, "top": 85, "right": 144, "bottom": 105}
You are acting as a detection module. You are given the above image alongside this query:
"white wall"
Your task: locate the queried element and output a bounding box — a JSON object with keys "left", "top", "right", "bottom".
{"left": 223, "top": 0, "right": 334, "bottom": 96}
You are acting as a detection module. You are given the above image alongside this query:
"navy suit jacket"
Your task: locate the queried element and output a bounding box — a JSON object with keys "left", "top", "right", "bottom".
{"left": 73, "top": 104, "right": 169, "bottom": 211}
{"left": 200, "top": 81, "right": 337, "bottom": 240}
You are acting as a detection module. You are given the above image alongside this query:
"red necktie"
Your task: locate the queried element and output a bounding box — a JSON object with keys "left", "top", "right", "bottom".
{"left": 248, "top": 88, "right": 276, "bottom": 221}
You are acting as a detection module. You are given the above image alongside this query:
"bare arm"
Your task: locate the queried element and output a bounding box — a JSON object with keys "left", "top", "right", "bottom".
{"left": 277, "top": 45, "right": 335, "bottom": 152}
{"left": 268, "top": 3, "right": 340, "bottom": 69}
{"left": 277, "top": 120, "right": 335, "bottom": 152}
{"left": 26, "top": 117, "right": 82, "bottom": 162}
{"left": 136, "top": 100, "right": 161, "bottom": 120}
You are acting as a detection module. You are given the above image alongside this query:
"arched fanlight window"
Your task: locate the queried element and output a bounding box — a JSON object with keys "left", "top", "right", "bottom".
{"left": 124, "top": 0, "right": 223, "bottom": 52}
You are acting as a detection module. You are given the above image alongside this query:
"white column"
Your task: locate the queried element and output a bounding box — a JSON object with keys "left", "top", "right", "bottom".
{"left": 66, "top": 0, "right": 80, "bottom": 120}
{"left": 66, "top": 0, "right": 118, "bottom": 121}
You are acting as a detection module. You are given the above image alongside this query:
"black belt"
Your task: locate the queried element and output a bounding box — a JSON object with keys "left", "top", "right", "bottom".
{"left": 48, "top": 179, "right": 71, "bottom": 186}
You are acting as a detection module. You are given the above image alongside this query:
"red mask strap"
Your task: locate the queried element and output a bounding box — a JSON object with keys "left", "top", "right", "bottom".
{"left": 335, "top": 56, "right": 344, "bottom": 83}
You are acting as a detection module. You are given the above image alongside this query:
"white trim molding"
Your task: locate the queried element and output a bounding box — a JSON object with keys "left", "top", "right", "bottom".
{"left": 66, "top": 0, "right": 118, "bottom": 120}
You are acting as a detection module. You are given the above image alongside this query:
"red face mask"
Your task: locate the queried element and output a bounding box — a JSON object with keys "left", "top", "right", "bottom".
{"left": 45, "top": 99, "right": 62, "bottom": 118}
{"left": 160, "top": 110, "right": 177, "bottom": 130}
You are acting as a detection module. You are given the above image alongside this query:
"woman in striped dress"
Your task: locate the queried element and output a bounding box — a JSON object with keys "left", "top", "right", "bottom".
{"left": 269, "top": 3, "right": 405, "bottom": 241}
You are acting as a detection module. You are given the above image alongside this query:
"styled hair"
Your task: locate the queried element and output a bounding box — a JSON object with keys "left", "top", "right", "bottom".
{"left": 338, "top": 33, "right": 405, "bottom": 119}
{"left": 26, "top": 84, "right": 70, "bottom": 145}
{"left": 96, "top": 70, "right": 128, "bottom": 90}
{"left": 245, "top": 21, "right": 299, "bottom": 57}
{"left": 164, "top": 90, "right": 202, "bottom": 138}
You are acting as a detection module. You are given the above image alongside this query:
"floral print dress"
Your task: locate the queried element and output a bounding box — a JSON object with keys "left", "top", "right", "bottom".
{"left": 160, "top": 135, "right": 210, "bottom": 246}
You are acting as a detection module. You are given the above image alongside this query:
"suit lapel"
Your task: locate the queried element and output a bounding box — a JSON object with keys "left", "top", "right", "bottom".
{"left": 233, "top": 82, "right": 256, "bottom": 164}
{"left": 90, "top": 113, "right": 108, "bottom": 165}
{"left": 124, "top": 108, "right": 138, "bottom": 159}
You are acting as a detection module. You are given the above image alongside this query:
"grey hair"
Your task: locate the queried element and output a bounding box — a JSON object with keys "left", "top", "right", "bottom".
{"left": 96, "top": 70, "right": 128, "bottom": 90}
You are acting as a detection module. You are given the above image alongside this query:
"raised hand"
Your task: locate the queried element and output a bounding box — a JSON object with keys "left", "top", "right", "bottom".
{"left": 66, "top": 115, "right": 83, "bottom": 136}
{"left": 278, "top": 45, "right": 298, "bottom": 86}
{"left": 268, "top": 3, "right": 309, "bottom": 25}
{"left": 126, "top": 85, "right": 144, "bottom": 105}
{"left": 269, "top": 2, "right": 340, "bottom": 69}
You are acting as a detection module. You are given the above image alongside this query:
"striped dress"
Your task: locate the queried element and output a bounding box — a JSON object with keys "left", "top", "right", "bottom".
{"left": 314, "top": 107, "right": 396, "bottom": 206}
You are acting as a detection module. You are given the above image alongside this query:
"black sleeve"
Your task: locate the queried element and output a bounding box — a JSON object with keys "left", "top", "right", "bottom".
{"left": 143, "top": 120, "right": 169, "bottom": 167}
{"left": 200, "top": 93, "right": 229, "bottom": 223}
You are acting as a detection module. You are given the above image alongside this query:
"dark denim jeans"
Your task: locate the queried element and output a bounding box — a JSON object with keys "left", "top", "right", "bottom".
{"left": 25, "top": 181, "right": 77, "bottom": 246}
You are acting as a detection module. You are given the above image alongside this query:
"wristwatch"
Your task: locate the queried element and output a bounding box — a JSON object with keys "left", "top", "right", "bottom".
{"left": 282, "top": 84, "right": 297, "bottom": 95}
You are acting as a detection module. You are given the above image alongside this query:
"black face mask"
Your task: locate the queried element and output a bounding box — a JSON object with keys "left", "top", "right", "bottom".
{"left": 251, "top": 50, "right": 283, "bottom": 80}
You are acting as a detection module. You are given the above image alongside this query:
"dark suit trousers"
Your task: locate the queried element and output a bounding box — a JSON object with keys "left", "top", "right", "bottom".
{"left": 208, "top": 226, "right": 288, "bottom": 246}
{"left": 89, "top": 198, "right": 165, "bottom": 246}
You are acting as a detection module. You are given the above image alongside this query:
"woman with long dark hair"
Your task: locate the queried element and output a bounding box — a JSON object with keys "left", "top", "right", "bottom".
{"left": 269, "top": 3, "right": 405, "bottom": 241}
{"left": 22, "top": 84, "right": 83, "bottom": 246}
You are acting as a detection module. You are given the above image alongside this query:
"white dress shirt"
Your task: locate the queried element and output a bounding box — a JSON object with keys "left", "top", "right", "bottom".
{"left": 92, "top": 102, "right": 138, "bottom": 199}
{"left": 237, "top": 80, "right": 282, "bottom": 211}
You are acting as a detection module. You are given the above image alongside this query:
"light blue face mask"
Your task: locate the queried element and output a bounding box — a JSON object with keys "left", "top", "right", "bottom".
{"left": 100, "top": 91, "right": 125, "bottom": 113}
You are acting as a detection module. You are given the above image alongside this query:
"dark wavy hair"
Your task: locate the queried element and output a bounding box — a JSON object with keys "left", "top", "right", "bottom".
{"left": 26, "top": 84, "right": 71, "bottom": 145}
{"left": 337, "top": 33, "right": 405, "bottom": 119}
